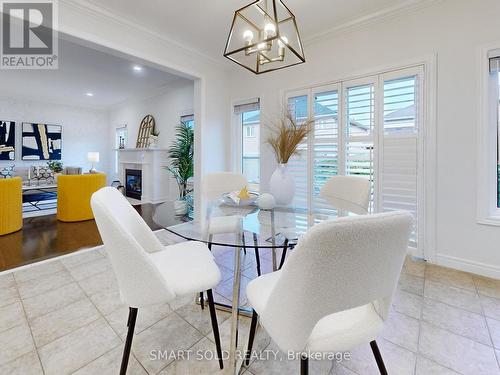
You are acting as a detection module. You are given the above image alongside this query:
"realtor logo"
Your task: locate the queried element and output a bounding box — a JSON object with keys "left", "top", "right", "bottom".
{"left": 1, "top": 0, "right": 58, "bottom": 69}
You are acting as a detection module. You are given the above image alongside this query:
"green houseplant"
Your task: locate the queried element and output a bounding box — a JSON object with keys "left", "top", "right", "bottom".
{"left": 47, "top": 160, "right": 63, "bottom": 173}
{"left": 165, "top": 121, "right": 194, "bottom": 214}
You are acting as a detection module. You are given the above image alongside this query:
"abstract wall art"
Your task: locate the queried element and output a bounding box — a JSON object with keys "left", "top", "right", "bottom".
{"left": 22, "top": 123, "right": 62, "bottom": 160}
{"left": 0, "top": 121, "right": 15, "bottom": 160}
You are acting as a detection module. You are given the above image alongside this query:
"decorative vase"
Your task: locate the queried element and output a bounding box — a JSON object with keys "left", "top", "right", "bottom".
{"left": 149, "top": 135, "right": 159, "bottom": 149}
{"left": 269, "top": 163, "right": 295, "bottom": 206}
{"left": 174, "top": 199, "right": 188, "bottom": 216}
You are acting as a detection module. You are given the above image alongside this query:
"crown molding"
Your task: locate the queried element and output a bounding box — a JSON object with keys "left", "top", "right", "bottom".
{"left": 59, "top": 0, "right": 224, "bottom": 68}
{"left": 302, "top": 0, "right": 442, "bottom": 46}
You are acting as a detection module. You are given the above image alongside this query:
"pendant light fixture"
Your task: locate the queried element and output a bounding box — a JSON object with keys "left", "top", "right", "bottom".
{"left": 223, "top": 0, "right": 305, "bottom": 74}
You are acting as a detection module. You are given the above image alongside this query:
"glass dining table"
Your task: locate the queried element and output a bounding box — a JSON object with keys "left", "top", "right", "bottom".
{"left": 152, "top": 199, "right": 351, "bottom": 374}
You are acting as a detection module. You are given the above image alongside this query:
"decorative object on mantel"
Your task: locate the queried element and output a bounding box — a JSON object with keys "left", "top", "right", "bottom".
{"left": 257, "top": 193, "right": 276, "bottom": 210}
{"left": 223, "top": 0, "right": 305, "bottom": 74}
{"left": 47, "top": 160, "right": 63, "bottom": 180}
{"left": 149, "top": 128, "right": 160, "bottom": 149}
{"left": 135, "top": 114, "right": 156, "bottom": 148}
{"left": 87, "top": 152, "right": 99, "bottom": 173}
{"left": 267, "top": 110, "right": 313, "bottom": 205}
{"left": 164, "top": 121, "right": 194, "bottom": 216}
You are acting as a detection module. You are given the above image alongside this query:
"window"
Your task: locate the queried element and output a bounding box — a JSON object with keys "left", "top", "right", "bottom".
{"left": 286, "top": 66, "right": 423, "bottom": 250}
{"left": 234, "top": 100, "right": 260, "bottom": 191}
{"left": 479, "top": 51, "right": 500, "bottom": 224}
{"left": 491, "top": 57, "right": 500, "bottom": 208}
{"left": 114, "top": 126, "right": 127, "bottom": 174}
{"left": 180, "top": 114, "right": 194, "bottom": 128}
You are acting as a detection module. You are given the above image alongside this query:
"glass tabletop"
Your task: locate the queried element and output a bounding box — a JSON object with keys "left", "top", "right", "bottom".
{"left": 153, "top": 199, "right": 352, "bottom": 249}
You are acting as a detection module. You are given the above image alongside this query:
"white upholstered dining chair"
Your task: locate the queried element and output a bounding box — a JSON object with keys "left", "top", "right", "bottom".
{"left": 200, "top": 172, "right": 262, "bottom": 306}
{"left": 91, "top": 187, "right": 224, "bottom": 374}
{"left": 245, "top": 211, "right": 412, "bottom": 375}
{"left": 319, "top": 175, "right": 371, "bottom": 214}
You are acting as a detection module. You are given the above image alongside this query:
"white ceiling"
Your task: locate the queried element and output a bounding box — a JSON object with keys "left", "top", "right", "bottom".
{"left": 84, "top": 0, "right": 429, "bottom": 61}
{"left": 0, "top": 37, "right": 190, "bottom": 110}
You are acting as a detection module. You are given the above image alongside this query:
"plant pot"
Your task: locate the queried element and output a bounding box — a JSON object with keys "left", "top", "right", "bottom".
{"left": 269, "top": 163, "right": 295, "bottom": 206}
{"left": 174, "top": 199, "right": 188, "bottom": 216}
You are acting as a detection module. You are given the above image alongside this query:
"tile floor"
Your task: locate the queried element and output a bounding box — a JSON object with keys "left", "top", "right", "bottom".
{"left": 0, "top": 230, "right": 499, "bottom": 374}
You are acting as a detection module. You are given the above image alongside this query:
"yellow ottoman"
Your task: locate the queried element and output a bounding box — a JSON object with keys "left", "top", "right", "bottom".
{"left": 57, "top": 173, "right": 107, "bottom": 222}
{"left": 0, "top": 177, "right": 22, "bottom": 235}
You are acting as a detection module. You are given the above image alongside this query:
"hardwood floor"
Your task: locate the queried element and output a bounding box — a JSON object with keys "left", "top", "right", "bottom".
{"left": 0, "top": 203, "right": 162, "bottom": 272}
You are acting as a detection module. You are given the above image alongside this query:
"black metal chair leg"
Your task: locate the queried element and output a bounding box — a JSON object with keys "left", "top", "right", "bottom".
{"left": 245, "top": 309, "right": 258, "bottom": 366}
{"left": 278, "top": 239, "right": 289, "bottom": 270}
{"left": 120, "top": 307, "right": 138, "bottom": 375}
{"left": 370, "top": 340, "right": 388, "bottom": 375}
{"left": 300, "top": 355, "right": 308, "bottom": 375}
{"left": 200, "top": 291, "right": 204, "bottom": 310}
{"left": 253, "top": 233, "right": 261, "bottom": 276}
{"left": 207, "top": 289, "right": 224, "bottom": 370}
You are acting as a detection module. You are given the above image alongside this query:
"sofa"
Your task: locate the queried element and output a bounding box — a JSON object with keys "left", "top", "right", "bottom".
{"left": 0, "top": 177, "right": 22, "bottom": 235}
{"left": 57, "top": 173, "right": 107, "bottom": 222}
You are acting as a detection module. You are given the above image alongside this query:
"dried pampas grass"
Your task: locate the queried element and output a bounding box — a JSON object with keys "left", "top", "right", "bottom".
{"left": 266, "top": 110, "right": 314, "bottom": 164}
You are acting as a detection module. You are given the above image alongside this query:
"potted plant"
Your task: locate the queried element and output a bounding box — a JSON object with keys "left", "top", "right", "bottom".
{"left": 266, "top": 110, "right": 313, "bottom": 205}
{"left": 47, "top": 160, "right": 63, "bottom": 181}
{"left": 165, "top": 121, "right": 193, "bottom": 215}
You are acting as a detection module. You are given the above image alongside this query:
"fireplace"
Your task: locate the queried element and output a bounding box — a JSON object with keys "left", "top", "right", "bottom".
{"left": 125, "top": 169, "right": 142, "bottom": 200}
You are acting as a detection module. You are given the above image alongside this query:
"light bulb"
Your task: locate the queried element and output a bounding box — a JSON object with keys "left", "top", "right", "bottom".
{"left": 278, "top": 36, "right": 289, "bottom": 47}
{"left": 243, "top": 30, "right": 254, "bottom": 43}
{"left": 264, "top": 23, "right": 276, "bottom": 36}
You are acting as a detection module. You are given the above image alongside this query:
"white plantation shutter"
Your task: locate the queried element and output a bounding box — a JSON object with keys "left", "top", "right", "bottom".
{"left": 287, "top": 94, "right": 309, "bottom": 209}
{"left": 381, "top": 72, "right": 421, "bottom": 248}
{"left": 282, "top": 66, "right": 424, "bottom": 253}
{"left": 345, "top": 82, "right": 375, "bottom": 212}
{"left": 312, "top": 88, "right": 340, "bottom": 214}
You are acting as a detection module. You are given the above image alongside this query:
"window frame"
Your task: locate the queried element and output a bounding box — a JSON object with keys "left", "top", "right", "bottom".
{"left": 232, "top": 99, "right": 261, "bottom": 191}
{"left": 478, "top": 46, "right": 500, "bottom": 225}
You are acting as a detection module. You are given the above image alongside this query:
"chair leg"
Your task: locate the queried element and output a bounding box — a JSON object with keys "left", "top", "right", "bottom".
{"left": 300, "top": 355, "right": 308, "bottom": 375}
{"left": 207, "top": 289, "right": 224, "bottom": 370}
{"left": 278, "top": 239, "right": 289, "bottom": 270}
{"left": 253, "top": 233, "right": 261, "bottom": 276}
{"left": 199, "top": 291, "right": 204, "bottom": 310}
{"left": 370, "top": 340, "right": 388, "bottom": 375}
{"left": 245, "top": 309, "right": 258, "bottom": 366}
{"left": 120, "top": 307, "right": 138, "bottom": 375}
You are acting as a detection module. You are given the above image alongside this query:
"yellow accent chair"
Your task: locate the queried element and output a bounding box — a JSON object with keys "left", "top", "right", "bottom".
{"left": 0, "top": 177, "right": 22, "bottom": 235}
{"left": 57, "top": 173, "right": 107, "bottom": 222}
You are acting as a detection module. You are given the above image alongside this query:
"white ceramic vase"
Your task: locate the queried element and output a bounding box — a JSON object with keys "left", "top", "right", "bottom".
{"left": 269, "top": 163, "right": 295, "bottom": 206}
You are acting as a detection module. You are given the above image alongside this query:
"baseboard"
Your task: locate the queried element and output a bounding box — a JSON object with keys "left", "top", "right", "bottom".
{"left": 435, "top": 253, "right": 500, "bottom": 280}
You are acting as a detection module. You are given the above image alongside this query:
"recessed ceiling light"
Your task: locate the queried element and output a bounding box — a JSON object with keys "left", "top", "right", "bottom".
{"left": 86, "top": 92, "right": 94, "bottom": 97}
{"left": 133, "top": 65, "right": 143, "bottom": 72}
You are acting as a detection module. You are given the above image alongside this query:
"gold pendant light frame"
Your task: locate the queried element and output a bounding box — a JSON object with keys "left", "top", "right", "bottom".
{"left": 223, "top": 0, "right": 305, "bottom": 74}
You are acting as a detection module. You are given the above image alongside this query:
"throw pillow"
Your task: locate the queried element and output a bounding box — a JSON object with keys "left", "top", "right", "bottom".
{"left": 0, "top": 165, "right": 14, "bottom": 178}
{"left": 32, "top": 166, "right": 54, "bottom": 182}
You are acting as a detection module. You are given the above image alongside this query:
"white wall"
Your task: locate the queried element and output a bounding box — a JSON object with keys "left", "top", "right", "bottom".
{"left": 0, "top": 96, "right": 111, "bottom": 176}
{"left": 227, "top": 0, "right": 500, "bottom": 278}
{"left": 108, "top": 79, "right": 194, "bottom": 199}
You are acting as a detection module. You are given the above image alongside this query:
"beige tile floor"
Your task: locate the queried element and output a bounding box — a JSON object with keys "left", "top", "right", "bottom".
{"left": 0, "top": 230, "right": 499, "bottom": 375}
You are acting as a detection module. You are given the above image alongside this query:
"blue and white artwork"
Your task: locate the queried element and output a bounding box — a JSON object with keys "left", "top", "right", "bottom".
{"left": 0, "top": 121, "right": 15, "bottom": 160}
{"left": 22, "top": 122, "right": 62, "bottom": 160}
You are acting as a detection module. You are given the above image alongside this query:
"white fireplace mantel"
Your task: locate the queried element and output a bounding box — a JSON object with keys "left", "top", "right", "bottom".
{"left": 116, "top": 148, "right": 170, "bottom": 203}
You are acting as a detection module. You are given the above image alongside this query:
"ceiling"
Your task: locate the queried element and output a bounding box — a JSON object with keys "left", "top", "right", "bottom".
{"left": 0, "top": 37, "right": 190, "bottom": 110}
{"left": 83, "top": 0, "right": 429, "bottom": 61}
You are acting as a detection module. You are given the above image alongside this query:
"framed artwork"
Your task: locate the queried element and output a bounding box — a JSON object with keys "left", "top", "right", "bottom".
{"left": 22, "top": 122, "right": 62, "bottom": 160}
{"left": 0, "top": 121, "right": 15, "bottom": 160}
